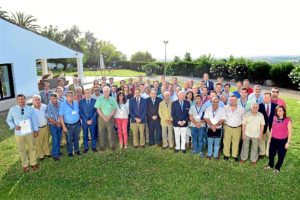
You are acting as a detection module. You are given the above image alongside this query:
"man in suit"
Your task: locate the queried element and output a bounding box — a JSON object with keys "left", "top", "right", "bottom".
{"left": 69, "top": 77, "right": 84, "bottom": 93}
{"left": 129, "top": 88, "right": 147, "bottom": 148}
{"left": 146, "top": 89, "right": 162, "bottom": 146}
{"left": 79, "top": 89, "right": 98, "bottom": 153}
{"left": 40, "top": 82, "right": 52, "bottom": 105}
{"left": 171, "top": 91, "right": 191, "bottom": 154}
{"left": 258, "top": 92, "right": 277, "bottom": 157}
{"left": 203, "top": 73, "right": 214, "bottom": 93}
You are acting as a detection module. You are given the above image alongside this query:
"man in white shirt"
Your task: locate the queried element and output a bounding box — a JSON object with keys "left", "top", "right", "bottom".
{"left": 248, "top": 85, "right": 263, "bottom": 104}
{"left": 32, "top": 95, "right": 51, "bottom": 160}
{"left": 223, "top": 95, "right": 245, "bottom": 162}
{"left": 204, "top": 97, "right": 226, "bottom": 160}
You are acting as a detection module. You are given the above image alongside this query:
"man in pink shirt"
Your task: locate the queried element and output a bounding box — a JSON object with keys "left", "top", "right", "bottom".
{"left": 271, "top": 87, "right": 286, "bottom": 108}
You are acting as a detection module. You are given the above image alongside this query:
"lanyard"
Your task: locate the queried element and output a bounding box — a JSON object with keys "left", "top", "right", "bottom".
{"left": 195, "top": 104, "right": 203, "bottom": 115}
{"left": 66, "top": 102, "right": 74, "bottom": 110}
{"left": 201, "top": 96, "right": 208, "bottom": 104}
{"left": 212, "top": 109, "right": 217, "bottom": 118}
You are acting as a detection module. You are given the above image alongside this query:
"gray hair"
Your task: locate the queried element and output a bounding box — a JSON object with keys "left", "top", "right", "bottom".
{"left": 32, "top": 95, "right": 41, "bottom": 100}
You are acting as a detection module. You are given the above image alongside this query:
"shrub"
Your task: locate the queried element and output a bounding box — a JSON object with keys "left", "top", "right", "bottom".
{"left": 270, "top": 62, "right": 294, "bottom": 87}
{"left": 210, "top": 59, "right": 230, "bottom": 79}
{"left": 228, "top": 57, "right": 249, "bottom": 81}
{"left": 289, "top": 65, "right": 300, "bottom": 90}
{"left": 142, "top": 63, "right": 159, "bottom": 76}
{"left": 248, "top": 61, "right": 271, "bottom": 83}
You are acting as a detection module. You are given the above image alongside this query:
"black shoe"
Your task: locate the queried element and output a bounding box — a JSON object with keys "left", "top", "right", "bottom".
{"left": 140, "top": 145, "right": 145, "bottom": 148}
{"left": 75, "top": 151, "right": 81, "bottom": 155}
{"left": 92, "top": 148, "right": 98, "bottom": 153}
{"left": 134, "top": 146, "right": 139, "bottom": 149}
{"left": 99, "top": 147, "right": 105, "bottom": 151}
{"left": 68, "top": 153, "right": 74, "bottom": 157}
{"left": 149, "top": 143, "right": 155, "bottom": 146}
{"left": 59, "top": 152, "right": 63, "bottom": 156}
{"left": 53, "top": 157, "right": 60, "bottom": 161}
{"left": 45, "top": 155, "right": 52, "bottom": 158}
{"left": 174, "top": 149, "right": 179, "bottom": 153}
{"left": 83, "top": 149, "right": 89, "bottom": 153}
{"left": 234, "top": 157, "right": 239, "bottom": 162}
{"left": 224, "top": 156, "right": 229, "bottom": 161}
{"left": 182, "top": 150, "right": 186, "bottom": 154}
{"left": 39, "top": 157, "right": 45, "bottom": 161}
{"left": 258, "top": 155, "right": 265, "bottom": 160}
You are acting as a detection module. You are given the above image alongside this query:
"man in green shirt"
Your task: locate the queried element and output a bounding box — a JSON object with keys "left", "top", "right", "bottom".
{"left": 94, "top": 86, "right": 118, "bottom": 150}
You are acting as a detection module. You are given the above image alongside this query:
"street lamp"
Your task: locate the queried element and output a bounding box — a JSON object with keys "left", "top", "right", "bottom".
{"left": 163, "top": 40, "right": 169, "bottom": 76}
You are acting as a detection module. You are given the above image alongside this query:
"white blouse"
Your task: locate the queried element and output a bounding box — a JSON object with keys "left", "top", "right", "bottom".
{"left": 114, "top": 100, "right": 129, "bottom": 119}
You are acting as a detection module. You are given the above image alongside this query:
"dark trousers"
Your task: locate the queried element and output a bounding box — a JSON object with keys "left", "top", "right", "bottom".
{"left": 268, "top": 137, "right": 288, "bottom": 171}
{"left": 82, "top": 122, "right": 97, "bottom": 150}
{"left": 66, "top": 122, "right": 81, "bottom": 154}
{"left": 148, "top": 119, "right": 162, "bottom": 145}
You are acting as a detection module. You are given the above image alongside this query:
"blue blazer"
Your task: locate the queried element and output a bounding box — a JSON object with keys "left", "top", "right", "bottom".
{"left": 79, "top": 98, "right": 97, "bottom": 125}
{"left": 129, "top": 97, "right": 147, "bottom": 123}
{"left": 146, "top": 97, "right": 162, "bottom": 121}
{"left": 258, "top": 103, "right": 277, "bottom": 133}
{"left": 171, "top": 100, "right": 191, "bottom": 127}
{"left": 205, "top": 80, "right": 214, "bottom": 93}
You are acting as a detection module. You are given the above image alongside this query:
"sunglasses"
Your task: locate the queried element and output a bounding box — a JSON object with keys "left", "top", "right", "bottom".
{"left": 21, "top": 108, "right": 24, "bottom": 115}
{"left": 272, "top": 91, "right": 279, "bottom": 93}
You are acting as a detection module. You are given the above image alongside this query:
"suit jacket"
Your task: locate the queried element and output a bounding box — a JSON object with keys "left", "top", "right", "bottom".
{"left": 206, "top": 80, "right": 214, "bottom": 93}
{"left": 69, "top": 84, "right": 84, "bottom": 93}
{"left": 258, "top": 103, "right": 277, "bottom": 133}
{"left": 129, "top": 97, "right": 147, "bottom": 123}
{"left": 171, "top": 100, "right": 191, "bottom": 127}
{"left": 146, "top": 97, "right": 162, "bottom": 122}
{"left": 79, "top": 98, "right": 97, "bottom": 125}
{"left": 40, "top": 90, "right": 52, "bottom": 105}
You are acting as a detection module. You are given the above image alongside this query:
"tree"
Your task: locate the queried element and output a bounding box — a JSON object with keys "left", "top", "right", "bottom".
{"left": 130, "top": 51, "right": 155, "bottom": 62}
{"left": 0, "top": 7, "right": 8, "bottom": 18}
{"left": 41, "top": 25, "right": 64, "bottom": 44}
{"left": 10, "top": 11, "right": 40, "bottom": 31}
{"left": 183, "top": 52, "right": 192, "bottom": 62}
{"left": 62, "top": 25, "right": 82, "bottom": 52}
{"left": 98, "top": 40, "right": 127, "bottom": 64}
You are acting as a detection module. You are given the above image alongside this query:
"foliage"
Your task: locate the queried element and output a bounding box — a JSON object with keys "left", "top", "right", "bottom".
{"left": 9, "top": 11, "right": 40, "bottom": 31}
{"left": 130, "top": 51, "right": 155, "bottom": 62}
{"left": 210, "top": 59, "right": 230, "bottom": 79}
{"left": 248, "top": 61, "right": 272, "bottom": 83}
{"left": 289, "top": 65, "right": 300, "bottom": 89}
{"left": 142, "top": 63, "right": 159, "bottom": 76}
{"left": 228, "top": 56, "right": 249, "bottom": 81}
{"left": 270, "top": 62, "right": 295, "bottom": 88}
{"left": 0, "top": 7, "right": 9, "bottom": 18}
{"left": 183, "top": 52, "right": 192, "bottom": 62}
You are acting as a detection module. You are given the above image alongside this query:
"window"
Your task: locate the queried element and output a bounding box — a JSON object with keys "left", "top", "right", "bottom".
{"left": 0, "top": 64, "right": 15, "bottom": 100}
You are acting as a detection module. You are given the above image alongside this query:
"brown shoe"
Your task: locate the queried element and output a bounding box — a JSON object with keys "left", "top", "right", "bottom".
{"left": 31, "top": 165, "right": 39, "bottom": 171}
{"left": 23, "top": 166, "right": 29, "bottom": 173}
{"left": 251, "top": 162, "right": 257, "bottom": 166}
{"left": 240, "top": 160, "right": 245, "bottom": 164}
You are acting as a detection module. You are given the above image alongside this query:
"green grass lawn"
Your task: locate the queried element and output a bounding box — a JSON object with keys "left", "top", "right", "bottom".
{"left": 0, "top": 99, "right": 299, "bottom": 199}
{"left": 38, "top": 69, "right": 146, "bottom": 77}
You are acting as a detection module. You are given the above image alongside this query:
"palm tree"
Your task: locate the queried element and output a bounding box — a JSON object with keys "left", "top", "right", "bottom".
{"left": 0, "top": 7, "right": 9, "bottom": 18}
{"left": 10, "top": 11, "right": 40, "bottom": 32}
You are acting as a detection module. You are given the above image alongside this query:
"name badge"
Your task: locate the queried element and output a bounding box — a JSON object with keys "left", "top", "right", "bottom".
{"left": 72, "top": 111, "right": 77, "bottom": 115}
{"left": 195, "top": 115, "right": 201, "bottom": 120}
{"left": 211, "top": 118, "right": 217, "bottom": 125}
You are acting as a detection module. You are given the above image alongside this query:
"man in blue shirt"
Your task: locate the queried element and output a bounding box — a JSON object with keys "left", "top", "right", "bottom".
{"left": 6, "top": 94, "right": 39, "bottom": 172}
{"left": 59, "top": 91, "right": 81, "bottom": 157}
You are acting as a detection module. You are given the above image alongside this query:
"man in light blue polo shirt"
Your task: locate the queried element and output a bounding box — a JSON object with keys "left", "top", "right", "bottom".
{"left": 59, "top": 91, "right": 81, "bottom": 157}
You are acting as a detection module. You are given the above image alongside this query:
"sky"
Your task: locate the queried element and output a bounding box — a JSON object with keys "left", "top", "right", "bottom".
{"left": 1, "top": 0, "right": 299, "bottom": 60}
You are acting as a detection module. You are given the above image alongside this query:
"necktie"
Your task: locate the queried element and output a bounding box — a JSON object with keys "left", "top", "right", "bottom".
{"left": 152, "top": 99, "right": 155, "bottom": 106}
{"left": 266, "top": 104, "right": 270, "bottom": 117}
{"left": 137, "top": 98, "right": 140, "bottom": 111}
{"left": 180, "top": 101, "right": 183, "bottom": 111}
{"left": 87, "top": 99, "right": 90, "bottom": 106}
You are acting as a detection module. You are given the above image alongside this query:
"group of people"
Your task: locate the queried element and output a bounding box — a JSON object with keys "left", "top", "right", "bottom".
{"left": 6, "top": 74, "right": 293, "bottom": 174}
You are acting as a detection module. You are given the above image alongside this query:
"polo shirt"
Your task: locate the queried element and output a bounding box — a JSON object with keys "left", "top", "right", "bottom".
{"left": 59, "top": 100, "right": 80, "bottom": 124}
{"left": 204, "top": 106, "right": 226, "bottom": 129}
{"left": 94, "top": 96, "right": 118, "bottom": 116}
{"left": 242, "top": 111, "right": 265, "bottom": 138}
{"left": 189, "top": 104, "right": 206, "bottom": 127}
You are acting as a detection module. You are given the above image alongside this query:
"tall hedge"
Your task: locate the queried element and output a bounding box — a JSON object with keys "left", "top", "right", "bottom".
{"left": 270, "top": 62, "right": 295, "bottom": 87}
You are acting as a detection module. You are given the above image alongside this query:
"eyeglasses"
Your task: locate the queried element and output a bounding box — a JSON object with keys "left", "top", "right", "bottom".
{"left": 272, "top": 91, "right": 279, "bottom": 93}
{"left": 21, "top": 108, "right": 24, "bottom": 115}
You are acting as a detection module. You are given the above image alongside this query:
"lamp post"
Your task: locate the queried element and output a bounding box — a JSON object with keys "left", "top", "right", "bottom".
{"left": 163, "top": 40, "right": 168, "bottom": 76}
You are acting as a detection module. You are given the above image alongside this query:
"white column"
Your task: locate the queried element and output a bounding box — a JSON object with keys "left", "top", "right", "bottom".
{"left": 41, "top": 59, "right": 48, "bottom": 75}
{"left": 77, "top": 57, "right": 84, "bottom": 83}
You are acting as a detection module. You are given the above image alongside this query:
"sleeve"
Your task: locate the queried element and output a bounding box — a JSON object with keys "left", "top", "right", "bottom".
{"left": 113, "top": 99, "right": 118, "bottom": 109}
{"left": 125, "top": 101, "right": 130, "bottom": 114}
{"left": 59, "top": 103, "right": 64, "bottom": 116}
{"left": 188, "top": 106, "right": 193, "bottom": 115}
{"left": 129, "top": 99, "right": 134, "bottom": 118}
{"left": 31, "top": 109, "right": 39, "bottom": 132}
{"left": 260, "top": 114, "right": 265, "bottom": 125}
{"left": 45, "top": 105, "right": 51, "bottom": 119}
{"left": 6, "top": 108, "right": 15, "bottom": 130}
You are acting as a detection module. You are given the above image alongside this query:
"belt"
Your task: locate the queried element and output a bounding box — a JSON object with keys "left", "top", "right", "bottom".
{"left": 65, "top": 120, "right": 80, "bottom": 126}
{"left": 39, "top": 125, "right": 47, "bottom": 128}
{"left": 227, "top": 125, "right": 241, "bottom": 128}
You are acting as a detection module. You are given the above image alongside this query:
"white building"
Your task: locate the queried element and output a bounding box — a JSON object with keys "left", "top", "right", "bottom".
{"left": 0, "top": 17, "right": 84, "bottom": 111}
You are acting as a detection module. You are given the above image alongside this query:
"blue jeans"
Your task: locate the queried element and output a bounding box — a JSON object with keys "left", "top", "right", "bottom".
{"left": 82, "top": 122, "right": 97, "bottom": 149}
{"left": 207, "top": 137, "right": 221, "bottom": 158}
{"left": 49, "top": 124, "right": 62, "bottom": 157}
{"left": 191, "top": 127, "right": 205, "bottom": 153}
{"left": 66, "top": 122, "right": 81, "bottom": 154}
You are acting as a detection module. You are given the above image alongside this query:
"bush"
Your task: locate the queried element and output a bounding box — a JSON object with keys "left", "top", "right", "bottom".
{"left": 270, "top": 62, "right": 295, "bottom": 87}
{"left": 289, "top": 65, "right": 300, "bottom": 90}
{"left": 248, "top": 61, "right": 271, "bottom": 83}
{"left": 166, "top": 61, "right": 197, "bottom": 76}
{"left": 228, "top": 57, "right": 249, "bottom": 81}
{"left": 210, "top": 59, "right": 230, "bottom": 79}
{"left": 142, "top": 63, "right": 159, "bottom": 76}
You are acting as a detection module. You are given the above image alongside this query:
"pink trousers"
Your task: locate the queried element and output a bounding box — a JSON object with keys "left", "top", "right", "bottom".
{"left": 115, "top": 118, "right": 128, "bottom": 145}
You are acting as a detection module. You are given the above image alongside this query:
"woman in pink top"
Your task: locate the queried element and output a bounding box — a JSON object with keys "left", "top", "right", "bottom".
{"left": 265, "top": 105, "right": 292, "bottom": 173}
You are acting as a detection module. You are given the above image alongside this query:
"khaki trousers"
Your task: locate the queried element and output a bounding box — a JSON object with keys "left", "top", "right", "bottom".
{"left": 241, "top": 136, "right": 259, "bottom": 162}
{"left": 60, "top": 131, "right": 67, "bottom": 146}
{"left": 98, "top": 117, "right": 115, "bottom": 148}
{"left": 131, "top": 123, "right": 145, "bottom": 147}
{"left": 35, "top": 126, "right": 51, "bottom": 158}
{"left": 161, "top": 125, "right": 174, "bottom": 148}
{"left": 223, "top": 125, "right": 242, "bottom": 157}
{"left": 259, "top": 130, "right": 271, "bottom": 156}
{"left": 15, "top": 133, "right": 37, "bottom": 167}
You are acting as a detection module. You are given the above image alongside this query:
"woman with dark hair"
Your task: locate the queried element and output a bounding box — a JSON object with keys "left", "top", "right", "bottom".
{"left": 185, "top": 91, "right": 194, "bottom": 149}
{"left": 124, "top": 84, "right": 133, "bottom": 99}
{"left": 185, "top": 91, "right": 195, "bottom": 106}
{"left": 114, "top": 91, "right": 130, "bottom": 149}
{"left": 265, "top": 105, "right": 293, "bottom": 173}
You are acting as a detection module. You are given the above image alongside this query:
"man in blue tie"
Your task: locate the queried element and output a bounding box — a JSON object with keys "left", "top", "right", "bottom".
{"left": 171, "top": 91, "right": 191, "bottom": 154}
{"left": 79, "top": 89, "right": 98, "bottom": 153}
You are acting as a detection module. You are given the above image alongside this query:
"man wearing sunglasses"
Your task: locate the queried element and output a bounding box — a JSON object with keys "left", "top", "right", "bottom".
{"left": 271, "top": 87, "right": 286, "bottom": 108}
{"left": 6, "top": 94, "right": 39, "bottom": 172}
